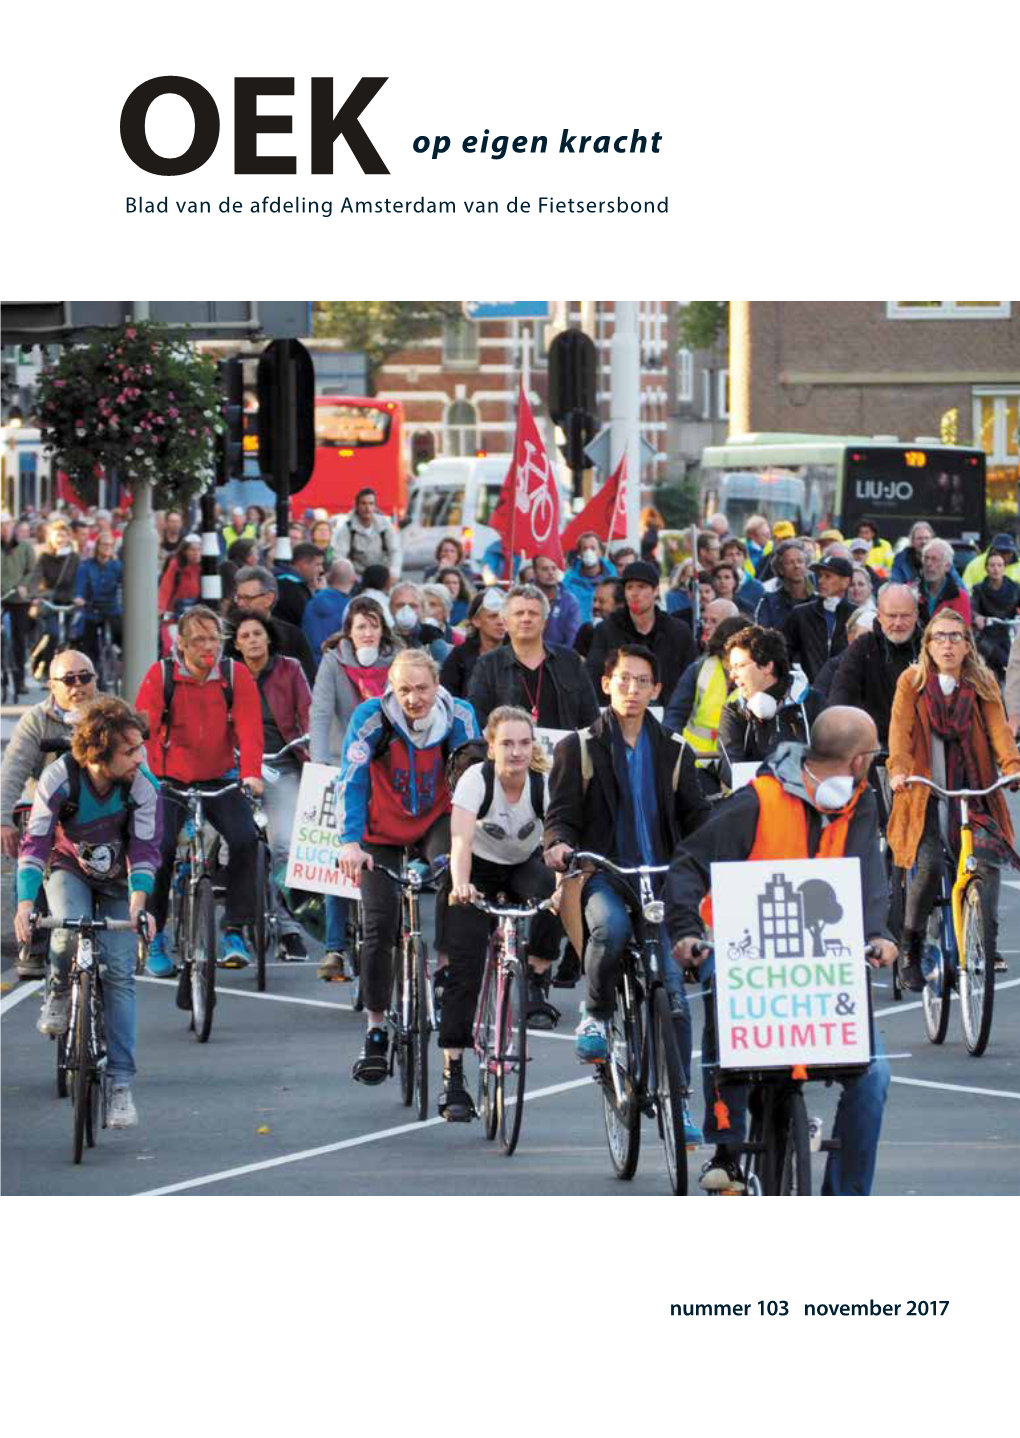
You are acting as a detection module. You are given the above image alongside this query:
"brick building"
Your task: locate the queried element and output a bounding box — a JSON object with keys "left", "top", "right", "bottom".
{"left": 374, "top": 301, "right": 675, "bottom": 495}
{"left": 728, "top": 302, "right": 1020, "bottom": 512}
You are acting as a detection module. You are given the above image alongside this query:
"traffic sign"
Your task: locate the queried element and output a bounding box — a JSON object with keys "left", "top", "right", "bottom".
{"left": 583, "top": 425, "right": 657, "bottom": 475}
{"left": 462, "top": 301, "right": 549, "bottom": 320}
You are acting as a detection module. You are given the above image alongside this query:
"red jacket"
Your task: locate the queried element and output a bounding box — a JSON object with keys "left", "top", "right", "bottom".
{"left": 257, "top": 655, "right": 311, "bottom": 758}
{"left": 135, "top": 655, "right": 263, "bottom": 783}
{"left": 158, "top": 557, "right": 200, "bottom": 615}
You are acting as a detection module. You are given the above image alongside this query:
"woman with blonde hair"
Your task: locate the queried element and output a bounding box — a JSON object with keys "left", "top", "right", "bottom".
{"left": 887, "top": 609, "right": 1020, "bottom": 988}
{"left": 436, "top": 705, "right": 563, "bottom": 1120}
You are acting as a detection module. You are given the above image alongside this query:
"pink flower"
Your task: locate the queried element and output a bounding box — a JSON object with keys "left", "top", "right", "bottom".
{"left": 125, "top": 328, "right": 137, "bottom": 339}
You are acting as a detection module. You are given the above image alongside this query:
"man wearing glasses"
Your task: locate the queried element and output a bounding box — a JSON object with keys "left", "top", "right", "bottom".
{"left": 545, "top": 645, "right": 708, "bottom": 1107}
{"left": 1, "top": 652, "right": 99, "bottom": 979}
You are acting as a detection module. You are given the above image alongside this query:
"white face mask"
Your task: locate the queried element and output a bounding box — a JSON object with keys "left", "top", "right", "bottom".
{"left": 804, "top": 765, "right": 855, "bottom": 811}
{"left": 938, "top": 673, "right": 958, "bottom": 696}
{"left": 822, "top": 595, "right": 842, "bottom": 612}
{"left": 581, "top": 548, "right": 599, "bottom": 567}
{"left": 355, "top": 644, "right": 379, "bottom": 666}
{"left": 746, "top": 690, "right": 777, "bottom": 722}
{"left": 394, "top": 605, "right": 417, "bottom": 631}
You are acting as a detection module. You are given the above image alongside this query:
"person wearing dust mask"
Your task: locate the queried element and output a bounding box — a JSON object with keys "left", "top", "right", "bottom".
{"left": 561, "top": 531, "right": 617, "bottom": 625}
{"left": 887, "top": 609, "right": 1020, "bottom": 989}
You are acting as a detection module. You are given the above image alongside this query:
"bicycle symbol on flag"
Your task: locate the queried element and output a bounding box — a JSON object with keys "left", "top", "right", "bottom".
{"left": 515, "top": 439, "right": 555, "bottom": 543}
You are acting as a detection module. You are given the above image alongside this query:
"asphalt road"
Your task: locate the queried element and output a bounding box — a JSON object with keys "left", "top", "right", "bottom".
{"left": 2, "top": 692, "right": 1019, "bottom": 1197}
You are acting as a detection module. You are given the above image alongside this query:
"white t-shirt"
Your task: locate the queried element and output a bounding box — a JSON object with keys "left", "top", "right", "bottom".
{"left": 452, "top": 762, "right": 548, "bottom": 866}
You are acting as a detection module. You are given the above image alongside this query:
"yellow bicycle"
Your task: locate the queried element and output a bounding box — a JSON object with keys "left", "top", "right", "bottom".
{"left": 904, "top": 774, "right": 1016, "bottom": 1056}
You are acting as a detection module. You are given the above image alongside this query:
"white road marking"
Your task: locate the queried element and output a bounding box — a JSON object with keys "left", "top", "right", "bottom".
{"left": 873, "top": 977, "right": 1020, "bottom": 1019}
{"left": 136, "top": 1074, "right": 596, "bottom": 1197}
{"left": 0, "top": 978, "right": 43, "bottom": 1014}
{"left": 891, "top": 1076, "right": 1020, "bottom": 1101}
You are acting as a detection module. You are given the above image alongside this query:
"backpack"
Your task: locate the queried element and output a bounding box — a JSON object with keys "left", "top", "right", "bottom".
{"left": 446, "top": 742, "right": 545, "bottom": 822}
{"left": 58, "top": 753, "right": 136, "bottom": 824}
{"left": 576, "top": 722, "right": 688, "bottom": 797}
{"left": 159, "top": 656, "right": 234, "bottom": 760}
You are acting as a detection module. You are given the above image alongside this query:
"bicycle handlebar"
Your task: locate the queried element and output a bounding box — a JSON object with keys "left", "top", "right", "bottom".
{"left": 562, "top": 850, "right": 671, "bottom": 881}
{"left": 263, "top": 733, "right": 310, "bottom": 766}
{"left": 33, "top": 915, "right": 144, "bottom": 934}
{"left": 162, "top": 779, "right": 245, "bottom": 804}
{"left": 36, "top": 599, "right": 76, "bottom": 612}
{"left": 470, "top": 894, "right": 557, "bottom": 919}
{"left": 373, "top": 858, "right": 448, "bottom": 892}
{"left": 904, "top": 773, "right": 1019, "bottom": 799}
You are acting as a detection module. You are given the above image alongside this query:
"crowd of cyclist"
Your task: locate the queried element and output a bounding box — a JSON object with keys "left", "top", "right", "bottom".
{"left": 3, "top": 494, "right": 1019, "bottom": 1191}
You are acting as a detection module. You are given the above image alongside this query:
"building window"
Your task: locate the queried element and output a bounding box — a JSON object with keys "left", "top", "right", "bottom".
{"left": 887, "top": 301, "right": 1011, "bottom": 319}
{"left": 717, "top": 369, "right": 730, "bottom": 420}
{"left": 974, "top": 390, "right": 1020, "bottom": 465}
{"left": 445, "top": 399, "right": 478, "bottom": 457}
{"left": 701, "top": 368, "right": 712, "bottom": 419}
{"left": 677, "top": 347, "right": 693, "bottom": 403}
{"left": 442, "top": 318, "right": 479, "bottom": 365}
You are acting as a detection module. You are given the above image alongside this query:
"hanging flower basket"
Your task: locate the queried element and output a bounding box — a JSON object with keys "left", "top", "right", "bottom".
{"left": 37, "top": 320, "right": 224, "bottom": 509}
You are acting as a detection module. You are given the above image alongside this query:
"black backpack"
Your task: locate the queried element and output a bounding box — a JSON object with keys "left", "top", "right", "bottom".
{"left": 58, "top": 753, "right": 136, "bottom": 823}
{"left": 446, "top": 742, "right": 545, "bottom": 823}
{"left": 159, "top": 656, "right": 235, "bottom": 761}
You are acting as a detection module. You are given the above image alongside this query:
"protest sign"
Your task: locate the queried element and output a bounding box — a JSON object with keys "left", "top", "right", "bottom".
{"left": 534, "top": 727, "right": 571, "bottom": 768}
{"left": 710, "top": 857, "right": 870, "bottom": 1069}
{"left": 729, "top": 762, "right": 759, "bottom": 791}
{"left": 285, "top": 762, "right": 361, "bottom": 899}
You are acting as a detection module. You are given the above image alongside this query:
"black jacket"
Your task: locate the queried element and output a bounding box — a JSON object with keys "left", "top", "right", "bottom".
{"left": 663, "top": 754, "right": 891, "bottom": 945}
{"left": 545, "top": 708, "right": 708, "bottom": 863}
{"left": 828, "top": 627, "right": 920, "bottom": 746}
{"left": 467, "top": 641, "right": 600, "bottom": 730}
{"left": 717, "top": 682, "right": 823, "bottom": 782}
{"left": 439, "top": 632, "right": 484, "bottom": 699}
{"left": 783, "top": 596, "right": 854, "bottom": 683}
{"left": 585, "top": 605, "right": 696, "bottom": 704}
{"left": 273, "top": 569, "right": 314, "bottom": 628}
{"left": 268, "top": 612, "right": 317, "bottom": 686}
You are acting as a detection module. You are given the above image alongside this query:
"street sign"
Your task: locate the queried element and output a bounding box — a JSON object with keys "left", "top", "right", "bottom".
{"left": 463, "top": 301, "right": 549, "bottom": 321}
{"left": 582, "top": 425, "right": 657, "bottom": 476}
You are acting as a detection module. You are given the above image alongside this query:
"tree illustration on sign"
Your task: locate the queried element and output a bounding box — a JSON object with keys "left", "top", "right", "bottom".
{"left": 797, "top": 879, "right": 843, "bottom": 957}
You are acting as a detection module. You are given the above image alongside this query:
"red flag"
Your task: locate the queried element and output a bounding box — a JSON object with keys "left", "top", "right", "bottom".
{"left": 489, "top": 383, "right": 565, "bottom": 575}
{"left": 559, "top": 454, "right": 628, "bottom": 553}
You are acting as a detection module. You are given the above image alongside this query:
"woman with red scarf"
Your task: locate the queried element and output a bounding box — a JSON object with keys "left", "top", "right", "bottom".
{"left": 309, "top": 596, "right": 402, "bottom": 980}
{"left": 887, "top": 608, "right": 1020, "bottom": 988}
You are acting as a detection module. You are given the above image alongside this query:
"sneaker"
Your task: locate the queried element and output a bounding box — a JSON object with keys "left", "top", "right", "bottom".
{"left": 279, "top": 932, "right": 308, "bottom": 962}
{"left": 37, "top": 989, "right": 70, "bottom": 1036}
{"left": 318, "top": 949, "right": 346, "bottom": 981}
{"left": 438, "top": 1059, "right": 475, "bottom": 1122}
{"left": 575, "top": 1011, "right": 609, "bottom": 1064}
{"left": 352, "top": 1026, "right": 389, "bottom": 1085}
{"left": 699, "top": 1149, "right": 746, "bottom": 1193}
{"left": 107, "top": 1085, "right": 138, "bottom": 1128}
{"left": 219, "top": 930, "right": 250, "bottom": 969}
{"left": 146, "top": 931, "right": 174, "bottom": 979}
{"left": 683, "top": 1103, "right": 703, "bottom": 1149}
{"left": 994, "top": 953, "right": 1007, "bottom": 973}
{"left": 898, "top": 959, "right": 925, "bottom": 992}
{"left": 17, "top": 948, "right": 46, "bottom": 981}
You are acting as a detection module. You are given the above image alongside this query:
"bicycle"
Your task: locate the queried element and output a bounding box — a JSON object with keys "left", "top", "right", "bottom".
{"left": 872, "top": 755, "right": 905, "bottom": 1002}
{"left": 90, "top": 612, "right": 123, "bottom": 694}
{"left": 563, "top": 850, "right": 690, "bottom": 1196}
{"left": 470, "top": 893, "right": 558, "bottom": 1155}
{"left": 904, "top": 773, "right": 1016, "bottom": 1056}
{"left": 32, "top": 912, "right": 146, "bottom": 1164}
{"left": 161, "top": 778, "right": 247, "bottom": 1042}
{"left": 247, "top": 733, "right": 309, "bottom": 992}
{"left": 696, "top": 943, "right": 878, "bottom": 1195}
{"left": 1, "top": 586, "right": 27, "bottom": 702}
{"left": 373, "top": 859, "right": 447, "bottom": 1122}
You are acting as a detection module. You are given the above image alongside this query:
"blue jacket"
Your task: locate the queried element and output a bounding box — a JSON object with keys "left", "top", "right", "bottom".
{"left": 337, "top": 688, "right": 479, "bottom": 846}
{"left": 74, "top": 557, "right": 122, "bottom": 616}
{"left": 302, "top": 588, "right": 350, "bottom": 662}
{"left": 544, "top": 584, "right": 582, "bottom": 647}
{"left": 561, "top": 557, "right": 617, "bottom": 624}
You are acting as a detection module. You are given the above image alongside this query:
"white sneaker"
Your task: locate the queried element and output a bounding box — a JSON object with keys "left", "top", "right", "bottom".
{"left": 37, "top": 990, "right": 70, "bottom": 1036}
{"left": 107, "top": 1086, "right": 138, "bottom": 1128}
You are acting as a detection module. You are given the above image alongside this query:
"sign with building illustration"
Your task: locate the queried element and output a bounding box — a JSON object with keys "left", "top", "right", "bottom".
{"left": 284, "top": 762, "right": 361, "bottom": 899}
{"left": 709, "top": 857, "right": 869, "bottom": 1070}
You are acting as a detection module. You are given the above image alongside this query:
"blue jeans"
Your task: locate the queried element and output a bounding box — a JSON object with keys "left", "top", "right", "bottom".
{"left": 325, "top": 895, "right": 350, "bottom": 952}
{"left": 583, "top": 871, "right": 692, "bottom": 1083}
{"left": 46, "top": 869, "right": 137, "bottom": 1086}
{"left": 698, "top": 971, "right": 890, "bottom": 1196}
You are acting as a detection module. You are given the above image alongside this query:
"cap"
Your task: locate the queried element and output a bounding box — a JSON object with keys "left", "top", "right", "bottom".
{"left": 989, "top": 532, "right": 1017, "bottom": 555}
{"left": 848, "top": 537, "right": 871, "bottom": 554}
{"left": 811, "top": 555, "right": 853, "bottom": 579}
{"left": 772, "top": 520, "right": 796, "bottom": 540}
{"left": 819, "top": 528, "right": 844, "bottom": 544}
{"left": 479, "top": 586, "right": 507, "bottom": 612}
{"left": 621, "top": 560, "right": 661, "bottom": 588}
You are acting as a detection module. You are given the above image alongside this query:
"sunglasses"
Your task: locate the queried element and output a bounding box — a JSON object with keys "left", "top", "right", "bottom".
{"left": 54, "top": 671, "right": 95, "bottom": 687}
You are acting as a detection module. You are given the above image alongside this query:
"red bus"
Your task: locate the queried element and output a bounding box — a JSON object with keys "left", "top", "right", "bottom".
{"left": 295, "top": 396, "right": 409, "bottom": 517}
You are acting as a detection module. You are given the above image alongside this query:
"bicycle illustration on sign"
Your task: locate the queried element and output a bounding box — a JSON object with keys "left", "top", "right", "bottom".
{"left": 515, "top": 440, "right": 555, "bottom": 543}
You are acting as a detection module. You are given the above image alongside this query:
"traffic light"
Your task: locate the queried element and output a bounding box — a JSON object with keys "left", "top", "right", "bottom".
{"left": 217, "top": 357, "right": 245, "bottom": 481}
{"left": 256, "top": 338, "right": 316, "bottom": 495}
{"left": 548, "top": 328, "right": 598, "bottom": 484}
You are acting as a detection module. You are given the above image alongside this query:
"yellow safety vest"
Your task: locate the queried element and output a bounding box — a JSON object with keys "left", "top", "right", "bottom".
{"left": 682, "top": 656, "right": 729, "bottom": 758}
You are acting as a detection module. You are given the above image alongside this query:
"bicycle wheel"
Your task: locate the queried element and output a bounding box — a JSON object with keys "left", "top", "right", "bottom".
{"left": 922, "top": 901, "right": 951, "bottom": 1045}
{"left": 959, "top": 878, "right": 994, "bottom": 1056}
{"left": 745, "top": 1091, "right": 767, "bottom": 1197}
{"left": 251, "top": 843, "right": 269, "bottom": 993}
{"left": 778, "top": 1089, "right": 812, "bottom": 1196}
{"left": 72, "top": 974, "right": 91, "bottom": 1164}
{"left": 413, "top": 939, "right": 430, "bottom": 1122}
{"left": 651, "top": 986, "right": 688, "bottom": 1196}
{"left": 395, "top": 943, "right": 413, "bottom": 1108}
{"left": 475, "top": 957, "right": 499, "bottom": 1141}
{"left": 56, "top": 1030, "right": 69, "bottom": 1098}
{"left": 602, "top": 989, "right": 641, "bottom": 1180}
{"left": 496, "top": 956, "right": 528, "bottom": 1155}
{"left": 190, "top": 876, "right": 217, "bottom": 1043}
